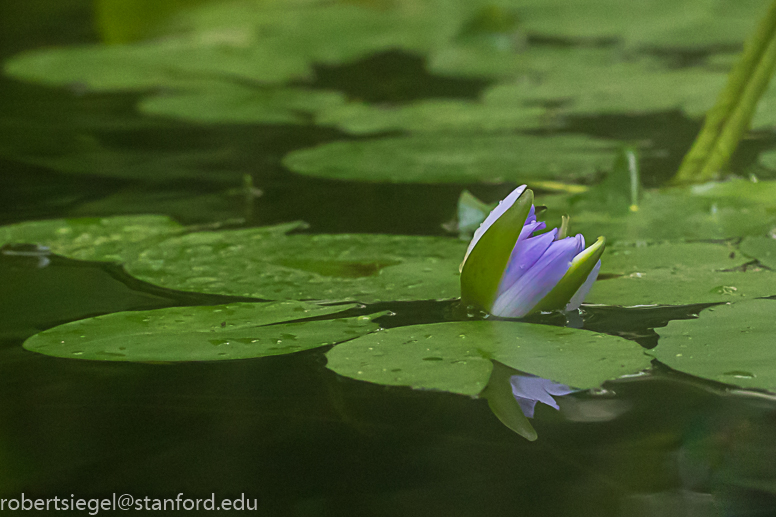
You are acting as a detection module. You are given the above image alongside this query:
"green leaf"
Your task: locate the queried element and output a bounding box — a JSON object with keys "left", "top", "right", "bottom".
{"left": 283, "top": 134, "right": 619, "bottom": 184}
{"left": 316, "top": 98, "right": 546, "bottom": 135}
{"left": 325, "top": 320, "right": 650, "bottom": 397}
{"left": 453, "top": 190, "right": 497, "bottom": 238}
{"left": 588, "top": 268, "right": 776, "bottom": 307}
{"left": 740, "top": 235, "right": 776, "bottom": 268}
{"left": 124, "top": 230, "right": 467, "bottom": 303}
{"left": 599, "top": 241, "right": 745, "bottom": 276}
{"left": 674, "top": 0, "right": 776, "bottom": 183}
{"left": 23, "top": 301, "right": 380, "bottom": 362}
{"left": 585, "top": 241, "right": 776, "bottom": 306}
{"left": 510, "top": 0, "right": 765, "bottom": 50}
{"left": 653, "top": 299, "right": 776, "bottom": 391}
{"left": 0, "top": 215, "right": 183, "bottom": 263}
{"left": 140, "top": 82, "right": 347, "bottom": 125}
{"left": 482, "top": 53, "right": 726, "bottom": 118}
{"left": 541, "top": 179, "right": 776, "bottom": 244}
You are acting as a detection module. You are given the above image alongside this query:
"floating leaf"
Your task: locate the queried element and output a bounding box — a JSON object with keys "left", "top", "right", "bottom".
{"left": 283, "top": 134, "right": 618, "bottom": 184}
{"left": 600, "top": 242, "right": 744, "bottom": 276}
{"left": 542, "top": 179, "right": 776, "bottom": 243}
{"left": 740, "top": 235, "right": 776, "bottom": 268}
{"left": 588, "top": 268, "right": 776, "bottom": 307}
{"left": 483, "top": 54, "right": 726, "bottom": 118}
{"left": 512, "top": 0, "right": 765, "bottom": 50}
{"left": 653, "top": 299, "right": 776, "bottom": 391}
{"left": 124, "top": 230, "right": 467, "bottom": 303}
{"left": 325, "top": 320, "right": 650, "bottom": 396}
{"left": 140, "top": 82, "right": 347, "bottom": 125}
{"left": 316, "top": 98, "right": 547, "bottom": 134}
{"left": 23, "top": 301, "right": 380, "bottom": 362}
{"left": 0, "top": 215, "right": 184, "bottom": 263}
{"left": 4, "top": 0, "right": 473, "bottom": 90}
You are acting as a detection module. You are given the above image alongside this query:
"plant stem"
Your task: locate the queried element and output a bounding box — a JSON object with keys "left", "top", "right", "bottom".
{"left": 673, "top": 0, "right": 776, "bottom": 184}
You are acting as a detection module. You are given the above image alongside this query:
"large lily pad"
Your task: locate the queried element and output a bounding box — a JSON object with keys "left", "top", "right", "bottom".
{"left": 23, "top": 301, "right": 380, "bottom": 362}
{"left": 140, "top": 82, "right": 346, "bottom": 125}
{"left": 482, "top": 54, "right": 726, "bottom": 118}
{"left": 542, "top": 179, "right": 776, "bottom": 243}
{"left": 512, "top": 0, "right": 764, "bottom": 50}
{"left": 0, "top": 216, "right": 308, "bottom": 264}
{"left": 587, "top": 267, "right": 776, "bottom": 307}
{"left": 124, "top": 230, "right": 467, "bottom": 303}
{"left": 283, "top": 134, "right": 618, "bottom": 184}
{"left": 316, "top": 98, "right": 547, "bottom": 134}
{"left": 0, "top": 215, "right": 184, "bottom": 263}
{"left": 4, "top": 0, "right": 472, "bottom": 90}
{"left": 325, "top": 320, "right": 650, "bottom": 396}
{"left": 599, "top": 242, "right": 744, "bottom": 276}
{"left": 740, "top": 236, "right": 776, "bottom": 269}
{"left": 653, "top": 299, "right": 776, "bottom": 391}
{"left": 587, "top": 238, "right": 776, "bottom": 307}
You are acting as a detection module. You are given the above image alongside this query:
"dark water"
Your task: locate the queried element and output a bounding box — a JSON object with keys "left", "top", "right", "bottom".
{"left": 2, "top": 2, "right": 776, "bottom": 516}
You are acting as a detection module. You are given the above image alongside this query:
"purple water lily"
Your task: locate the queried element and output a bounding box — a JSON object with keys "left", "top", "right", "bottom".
{"left": 460, "top": 185, "right": 604, "bottom": 318}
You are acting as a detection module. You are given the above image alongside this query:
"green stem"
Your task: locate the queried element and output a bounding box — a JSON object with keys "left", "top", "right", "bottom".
{"left": 673, "top": 0, "right": 776, "bottom": 184}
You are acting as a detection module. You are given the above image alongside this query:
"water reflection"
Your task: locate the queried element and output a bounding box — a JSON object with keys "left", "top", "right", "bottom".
{"left": 509, "top": 372, "right": 576, "bottom": 418}
{"left": 1, "top": 243, "right": 51, "bottom": 268}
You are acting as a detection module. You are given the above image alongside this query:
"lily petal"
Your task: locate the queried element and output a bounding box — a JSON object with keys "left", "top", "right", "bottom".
{"left": 491, "top": 236, "right": 581, "bottom": 318}
{"left": 565, "top": 259, "right": 602, "bottom": 312}
{"left": 498, "top": 227, "right": 556, "bottom": 294}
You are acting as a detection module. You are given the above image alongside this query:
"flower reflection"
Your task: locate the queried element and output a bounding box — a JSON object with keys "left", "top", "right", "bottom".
{"left": 510, "top": 374, "right": 576, "bottom": 418}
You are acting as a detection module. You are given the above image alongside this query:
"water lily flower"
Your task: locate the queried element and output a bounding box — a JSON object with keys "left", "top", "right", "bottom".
{"left": 460, "top": 185, "right": 605, "bottom": 318}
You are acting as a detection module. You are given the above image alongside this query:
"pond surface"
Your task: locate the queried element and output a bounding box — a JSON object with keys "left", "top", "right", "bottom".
{"left": 3, "top": 1, "right": 776, "bottom": 516}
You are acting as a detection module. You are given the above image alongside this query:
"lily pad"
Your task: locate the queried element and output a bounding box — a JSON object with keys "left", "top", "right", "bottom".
{"left": 600, "top": 242, "right": 744, "bottom": 276}
{"left": 740, "top": 236, "right": 776, "bottom": 269}
{"left": 283, "top": 134, "right": 618, "bottom": 184}
{"left": 483, "top": 54, "right": 726, "bottom": 118}
{"left": 124, "top": 230, "right": 467, "bottom": 303}
{"left": 4, "top": 0, "right": 473, "bottom": 90}
{"left": 23, "top": 301, "right": 380, "bottom": 362}
{"left": 542, "top": 179, "right": 776, "bottom": 243}
{"left": 139, "top": 82, "right": 347, "bottom": 125}
{"left": 316, "top": 98, "right": 547, "bottom": 135}
{"left": 587, "top": 268, "right": 776, "bottom": 307}
{"left": 0, "top": 215, "right": 184, "bottom": 263}
{"left": 325, "top": 320, "right": 650, "bottom": 396}
{"left": 588, "top": 240, "right": 761, "bottom": 306}
{"left": 4, "top": 38, "right": 309, "bottom": 90}
{"left": 0, "top": 215, "right": 308, "bottom": 265}
{"left": 653, "top": 299, "right": 776, "bottom": 391}
{"left": 513, "top": 0, "right": 764, "bottom": 50}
